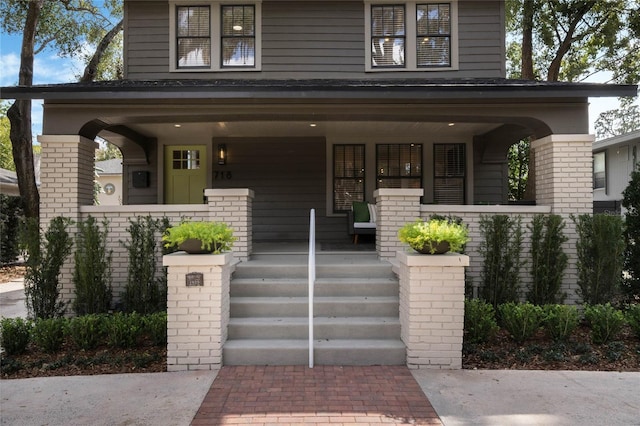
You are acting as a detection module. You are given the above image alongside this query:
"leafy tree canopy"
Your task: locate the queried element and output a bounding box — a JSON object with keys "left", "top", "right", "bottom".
{"left": 0, "top": 0, "right": 122, "bottom": 65}
{"left": 506, "top": 0, "right": 640, "bottom": 84}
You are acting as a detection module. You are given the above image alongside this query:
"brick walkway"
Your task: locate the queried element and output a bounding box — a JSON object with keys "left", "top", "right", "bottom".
{"left": 191, "top": 365, "right": 442, "bottom": 425}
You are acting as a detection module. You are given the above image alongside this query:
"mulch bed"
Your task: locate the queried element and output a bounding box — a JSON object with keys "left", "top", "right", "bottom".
{"left": 463, "top": 325, "right": 640, "bottom": 371}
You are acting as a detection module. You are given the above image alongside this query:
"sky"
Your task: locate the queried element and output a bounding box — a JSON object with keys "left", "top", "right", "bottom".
{"left": 1, "top": 31, "right": 638, "bottom": 139}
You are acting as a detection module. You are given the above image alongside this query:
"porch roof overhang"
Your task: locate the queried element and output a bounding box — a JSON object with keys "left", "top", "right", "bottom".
{"left": 2, "top": 78, "right": 636, "bottom": 101}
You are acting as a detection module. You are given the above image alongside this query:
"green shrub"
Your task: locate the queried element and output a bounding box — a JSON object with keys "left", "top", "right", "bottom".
{"left": 21, "top": 216, "right": 73, "bottom": 319}
{"left": 498, "top": 302, "right": 543, "bottom": 343}
{"left": 625, "top": 304, "right": 640, "bottom": 339}
{"left": 106, "top": 312, "right": 143, "bottom": 348}
{"left": 32, "top": 317, "right": 67, "bottom": 353}
{"left": 73, "top": 216, "right": 113, "bottom": 315}
{"left": 0, "top": 317, "right": 32, "bottom": 355}
{"left": 479, "top": 215, "right": 523, "bottom": 308}
{"left": 573, "top": 214, "right": 625, "bottom": 305}
{"left": 527, "top": 215, "right": 568, "bottom": 305}
{"left": 464, "top": 299, "right": 499, "bottom": 343}
{"left": 144, "top": 311, "right": 168, "bottom": 346}
{"left": 68, "top": 314, "right": 105, "bottom": 350}
{"left": 622, "top": 167, "right": 640, "bottom": 301}
{"left": 121, "top": 216, "right": 170, "bottom": 314}
{"left": 543, "top": 304, "right": 580, "bottom": 342}
{"left": 0, "top": 194, "right": 23, "bottom": 265}
{"left": 584, "top": 303, "right": 626, "bottom": 345}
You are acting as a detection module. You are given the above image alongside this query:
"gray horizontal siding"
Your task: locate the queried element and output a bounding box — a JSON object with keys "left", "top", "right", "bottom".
{"left": 210, "top": 137, "right": 346, "bottom": 242}
{"left": 125, "top": 0, "right": 504, "bottom": 80}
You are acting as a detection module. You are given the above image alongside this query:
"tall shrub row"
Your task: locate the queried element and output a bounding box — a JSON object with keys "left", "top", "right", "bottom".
{"left": 528, "top": 214, "right": 568, "bottom": 305}
{"left": 120, "top": 216, "right": 171, "bottom": 314}
{"left": 573, "top": 214, "right": 625, "bottom": 305}
{"left": 622, "top": 167, "right": 640, "bottom": 300}
{"left": 0, "top": 194, "right": 22, "bottom": 265}
{"left": 479, "top": 215, "right": 523, "bottom": 307}
{"left": 17, "top": 214, "right": 171, "bottom": 319}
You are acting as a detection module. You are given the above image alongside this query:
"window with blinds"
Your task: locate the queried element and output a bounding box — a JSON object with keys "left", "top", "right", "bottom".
{"left": 371, "top": 5, "right": 406, "bottom": 67}
{"left": 376, "top": 144, "right": 423, "bottom": 189}
{"left": 221, "top": 5, "right": 255, "bottom": 67}
{"left": 416, "top": 3, "right": 451, "bottom": 67}
{"left": 334, "top": 145, "right": 366, "bottom": 212}
{"left": 177, "top": 6, "right": 211, "bottom": 68}
{"left": 434, "top": 143, "right": 465, "bottom": 204}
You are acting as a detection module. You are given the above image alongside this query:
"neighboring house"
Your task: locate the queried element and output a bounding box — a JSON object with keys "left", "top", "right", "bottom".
{"left": 0, "top": 155, "right": 40, "bottom": 197}
{"left": 0, "top": 168, "right": 20, "bottom": 197}
{"left": 592, "top": 130, "right": 640, "bottom": 214}
{"left": 2, "top": 1, "right": 637, "bottom": 304}
{"left": 96, "top": 158, "right": 123, "bottom": 206}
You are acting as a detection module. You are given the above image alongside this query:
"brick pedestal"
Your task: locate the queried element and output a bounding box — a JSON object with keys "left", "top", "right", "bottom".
{"left": 205, "top": 189, "right": 254, "bottom": 261}
{"left": 397, "top": 251, "right": 468, "bottom": 369}
{"left": 375, "top": 189, "right": 423, "bottom": 261}
{"left": 163, "top": 252, "right": 233, "bottom": 371}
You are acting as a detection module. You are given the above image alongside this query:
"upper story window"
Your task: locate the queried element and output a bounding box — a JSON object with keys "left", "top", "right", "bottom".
{"left": 365, "top": 1, "right": 458, "bottom": 72}
{"left": 170, "top": 1, "right": 261, "bottom": 72}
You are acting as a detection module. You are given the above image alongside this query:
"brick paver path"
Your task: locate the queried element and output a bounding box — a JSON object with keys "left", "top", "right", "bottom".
{"left": 191, "top": 365, "right": 442, "bottom": 425}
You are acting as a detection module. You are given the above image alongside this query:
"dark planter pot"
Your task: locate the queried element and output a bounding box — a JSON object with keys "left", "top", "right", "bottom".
{"left": 412, "top": 241, "right": 451, "bottom": 255}
{"left": 178, "top": 239, "right": 213, "bottom": 254}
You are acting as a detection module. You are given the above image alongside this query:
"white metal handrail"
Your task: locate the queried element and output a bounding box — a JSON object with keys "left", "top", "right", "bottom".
{"left": 308, "top": 208, "right": 316, "bottom": 368}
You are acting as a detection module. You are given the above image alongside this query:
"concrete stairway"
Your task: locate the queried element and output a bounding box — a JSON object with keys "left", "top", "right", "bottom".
{"left": 223, "top": 250, "right": 405, "bottom": 365}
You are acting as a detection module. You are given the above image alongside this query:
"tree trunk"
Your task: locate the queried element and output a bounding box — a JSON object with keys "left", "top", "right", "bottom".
{"left": 80, "top": 19, "right": 123, "bottom": 83}
{"left": 8, "top": 0, "right": 44, "bottom": 219}
{"left": 521, "top": 0, "right": 535, "bottom": 80}
{"left": 7, "top": 101, "right": 39, "bottom": 218}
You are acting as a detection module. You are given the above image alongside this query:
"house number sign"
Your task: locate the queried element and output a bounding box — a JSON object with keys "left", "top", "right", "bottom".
{"left": 186, "top": 272, "right": 204, "bottom": 287}
{"left": 214, "top": 171, "right": 232, "bottom": 180}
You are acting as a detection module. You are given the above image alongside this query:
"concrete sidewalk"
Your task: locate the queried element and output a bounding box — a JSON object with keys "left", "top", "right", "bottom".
{"left": 413, "top": 369, "right": 640, "bottom": 426}
{"left": 1, "top": 368, "right": 639, "bottom": 425}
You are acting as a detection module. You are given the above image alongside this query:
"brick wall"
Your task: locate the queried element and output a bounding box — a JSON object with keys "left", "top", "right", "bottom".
{"left": 375, "top": 188, "right": 423, "bottom": 260}
{"left": 164, "top": 252, "right": 233, "bottom": 371}
{"left": 398, "top": 252, "right": 468, "bottom": 369}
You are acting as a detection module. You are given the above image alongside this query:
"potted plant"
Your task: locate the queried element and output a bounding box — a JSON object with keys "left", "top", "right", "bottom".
{"left": 398, "top": 217, "right": 469, "bottom": 254}
{"left": 162, "top": 220, "right": 235, "bottom": 254}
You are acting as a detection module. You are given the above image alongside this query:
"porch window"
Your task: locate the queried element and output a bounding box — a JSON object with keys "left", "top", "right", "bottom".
{"left": 593, "top": 151, "right": 606, "bottom": 190}
{"left": 416, "top": 3, "right": 451, "bottom": 67}
{"left": 434, "top": 143, "right": 465, "bottom": 204}
{"left": 170, "top": 1, "right": 261, "bottom": 72}
{"left": 334, "top": 145, "right": 365, "bottom": 213}
{"left": 376, "top": 144, "right": 423, "bottom": 188}
{"left": 371, "top": 5, "right": 406, "bottom": 68}
{"left": 221, "top": 5, "right": 255, "bottom": 67}
{"left": 177, "top": 6, "right": 211, "bottom": 68}
{"left": 365, "top": 1, "right": 458, "bottom": 71}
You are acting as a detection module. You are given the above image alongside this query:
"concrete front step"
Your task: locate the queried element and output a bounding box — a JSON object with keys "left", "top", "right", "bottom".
{"left": 228, "top": 317, "right": 401, "bottom": 340}
{"left": 233, "top": 262, "right": 396, "bottom": 280}
{"left": 230, "top": 278, "right": 399, "bottom": 297}
{"left": 230, "top": 296, "right": 399, "bottom": 317}
{"left": 223, "top": 339, "right": 406, "bottom": 366}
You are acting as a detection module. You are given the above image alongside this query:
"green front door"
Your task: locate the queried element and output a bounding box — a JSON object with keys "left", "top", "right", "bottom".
{"left": 164, "top": 145, "right": 207, "bottom": 204}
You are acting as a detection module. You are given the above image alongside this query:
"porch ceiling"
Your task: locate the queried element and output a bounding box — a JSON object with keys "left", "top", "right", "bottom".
{"left": 124, "top": 120, "right": 502, "bottom": 140}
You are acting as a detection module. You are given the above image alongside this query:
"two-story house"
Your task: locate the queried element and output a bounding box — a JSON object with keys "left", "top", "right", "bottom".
{"left": 3, "top": 1, "right": 637, "bottom": 367}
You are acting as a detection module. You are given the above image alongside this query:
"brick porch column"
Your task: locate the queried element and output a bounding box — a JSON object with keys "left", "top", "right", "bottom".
{"left": 205, "top": 188, "right": 254, "bottom": 261}
{"left": 397, "top": 251, "right": 468, "bottom": 369}
{"left": 375, "top": 188, "right": 423, "bottom": 261}
{"left": 531, "top": 134, "right": 594, "bottom": 304}
{"left": 163, "top": 252, "right": 233, "bottom": 371}
{"left": 38, "top": 135, "right": 97, "bottom": 306}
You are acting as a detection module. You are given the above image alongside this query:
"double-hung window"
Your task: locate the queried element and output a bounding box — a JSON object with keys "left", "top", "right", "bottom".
{"left": 366, "top": 1, "right": 457, "bottom": 71}
{"left": 170, "top": 1, "right": 261, "bottom": 72}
